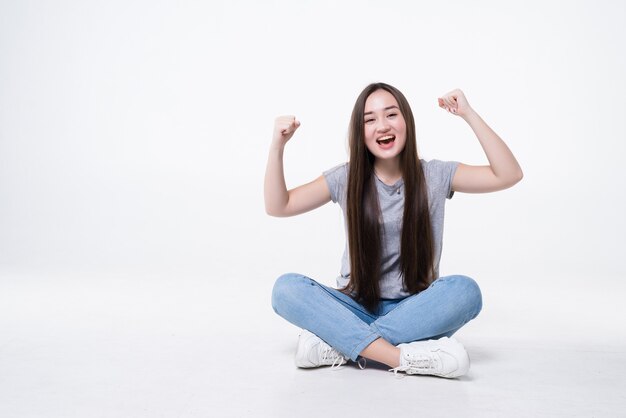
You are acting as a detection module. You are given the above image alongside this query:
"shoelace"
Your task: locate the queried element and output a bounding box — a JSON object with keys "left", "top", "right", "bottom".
{"left": 357, "top": 358, "right": 367, "bottom": 370}
{"left": 389, "top": 355, "right": 438, "bottom": 377}
{"left": 319, "top": 345, "right": 347, "bottom": 370}
{"left": 330, "top": 355, "right": 346, "bottom": 370}
{"left": 329, "top": 357, "right": 367, "bottom": 370}
{"left": 319, "top": 346, "right": 367, "bottom": 370}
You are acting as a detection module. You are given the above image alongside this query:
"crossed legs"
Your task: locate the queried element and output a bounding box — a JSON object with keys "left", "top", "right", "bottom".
{"left": 271, "top": 273, "right": 483, "bottom": 368}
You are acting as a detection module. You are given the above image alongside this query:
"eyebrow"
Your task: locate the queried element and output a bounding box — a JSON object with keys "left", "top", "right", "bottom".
{"left": 364, "top": 105, "right": 400, "bottom": 116}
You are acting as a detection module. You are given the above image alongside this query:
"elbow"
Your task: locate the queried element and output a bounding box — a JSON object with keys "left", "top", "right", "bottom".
{"left": 514, "top": 167, "right": 524, "bottom": 184}
{"left": 265, "top": 205, "right": 278, "bottom": 217}
{"left": 265, "top": 205, "right": 287, "bottom": 218}
{"left": 506, "top": 168, "right": 524, "bottom": 189}
{"left": 264, "top": 197, "right": 279, "bottom": 217}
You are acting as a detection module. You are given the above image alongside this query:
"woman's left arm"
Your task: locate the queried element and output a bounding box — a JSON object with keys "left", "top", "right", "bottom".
{"left": 438, "top": 89, "right": 523, "bottom": 193}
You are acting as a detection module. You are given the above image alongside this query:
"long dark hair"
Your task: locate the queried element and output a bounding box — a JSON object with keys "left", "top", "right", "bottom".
{"left": 345, "top": 83, "right": 435, "bottom": 312}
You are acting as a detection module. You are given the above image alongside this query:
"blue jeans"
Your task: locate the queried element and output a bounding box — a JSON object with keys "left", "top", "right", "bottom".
{"left": 271, "top": 273, "right": 482, "bottom": 361}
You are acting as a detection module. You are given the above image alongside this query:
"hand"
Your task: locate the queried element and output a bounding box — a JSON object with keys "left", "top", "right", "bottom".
{"left": 272, "top": 115, "right": 301, "bottom": 147}
{"left": 438, "top": 89, "right": 473, "bottom": 118}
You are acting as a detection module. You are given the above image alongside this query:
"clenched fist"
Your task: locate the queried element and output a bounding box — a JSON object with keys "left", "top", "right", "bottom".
{"left": 273, "top": 115, "right": 301, "bottom": 147}
{"left": 438, "top": 89, "right": 473, "bottom": 118}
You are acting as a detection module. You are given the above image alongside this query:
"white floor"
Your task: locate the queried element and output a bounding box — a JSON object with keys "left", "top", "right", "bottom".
{"left": 1, "top": 270, "right": 625, "bottom": 418}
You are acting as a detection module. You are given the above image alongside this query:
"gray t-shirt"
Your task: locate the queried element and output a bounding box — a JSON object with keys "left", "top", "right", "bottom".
{"left": 323, "top": 159, "right": 459, "bottom": 299}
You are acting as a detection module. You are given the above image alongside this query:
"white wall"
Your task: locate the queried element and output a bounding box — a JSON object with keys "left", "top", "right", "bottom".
{"left": 1, "top": 0, "right": 624, "bottom": 287}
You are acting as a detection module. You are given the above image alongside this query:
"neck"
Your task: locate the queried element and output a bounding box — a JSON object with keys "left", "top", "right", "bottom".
{"left": 374, "top": 158, "right": 402, "bottom": 185}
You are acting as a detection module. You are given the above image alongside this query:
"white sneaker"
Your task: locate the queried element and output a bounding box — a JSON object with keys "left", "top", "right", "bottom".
{"left": 295, "top": 329, "right": 348, "bottom": 369}
{"left": 390, "top": 337, "right": 470, "bottom": 378}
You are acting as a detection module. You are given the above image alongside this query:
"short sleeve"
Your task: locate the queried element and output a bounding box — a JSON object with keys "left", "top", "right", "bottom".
{"left": 422, "top": 159, "right": 460, "bottom": 200}
{"left": 323, "top": 163, "right": 348, "bottom": 204}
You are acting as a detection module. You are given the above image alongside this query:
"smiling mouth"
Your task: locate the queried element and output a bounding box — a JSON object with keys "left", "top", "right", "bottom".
{"left": 376, "top": 135, "right": 395, "bottom": 145}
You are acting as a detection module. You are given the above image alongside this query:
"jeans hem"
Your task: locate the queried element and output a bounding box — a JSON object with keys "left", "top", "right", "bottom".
{"left": 349, "top": 332, "right": 381, "bottom": 361}
{"left": 369, "top": 321, "right": 393, "bottom": 345}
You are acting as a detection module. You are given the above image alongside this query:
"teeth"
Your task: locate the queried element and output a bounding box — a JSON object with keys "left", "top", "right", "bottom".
{"left": 376, "top": 135, "right": 395, "bottom": 144}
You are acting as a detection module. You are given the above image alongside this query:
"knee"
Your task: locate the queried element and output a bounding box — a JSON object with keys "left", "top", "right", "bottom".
{"left": 271, "top": 273, "right": 309, "bottom": 314}
{"left": 446, "top": 275, "right": 483, "bottom": 320}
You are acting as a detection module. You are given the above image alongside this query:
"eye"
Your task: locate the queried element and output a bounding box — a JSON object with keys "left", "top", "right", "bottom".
{"left": 387, "top": 113, "right": 397, "bottom": 118}
{"left": 364, "top": 118, "right": 375, "bottom": 124}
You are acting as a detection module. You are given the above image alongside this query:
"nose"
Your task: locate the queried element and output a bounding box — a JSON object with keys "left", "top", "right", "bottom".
{"left": 376, "top": 119, "right": 390, "bottom": 132}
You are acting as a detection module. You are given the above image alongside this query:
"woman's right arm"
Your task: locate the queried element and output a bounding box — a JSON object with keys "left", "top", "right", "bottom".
{"left": 264, "top": 116, "right": 331, "bottom": 217}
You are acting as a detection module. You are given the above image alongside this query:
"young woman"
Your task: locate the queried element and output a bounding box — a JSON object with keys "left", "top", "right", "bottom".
{"left": 264, "top": 83, "right": 522, "bottom": 378}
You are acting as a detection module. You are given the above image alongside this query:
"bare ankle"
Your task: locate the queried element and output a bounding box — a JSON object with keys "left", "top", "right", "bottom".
{"left": 360, "top": 338, "right": 401, "bottom": 368}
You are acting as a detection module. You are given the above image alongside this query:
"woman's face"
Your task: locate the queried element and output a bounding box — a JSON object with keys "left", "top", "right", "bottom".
{"left": 363, "top": 89, "right": 407, "bottom": 163}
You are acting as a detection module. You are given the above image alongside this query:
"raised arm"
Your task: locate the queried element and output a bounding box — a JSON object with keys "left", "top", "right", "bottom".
{"left": 264, "top": 116, "right": 331, "bottom": 217}
{"left": 438, "top": 89, "right": 523, "bottom": 193}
